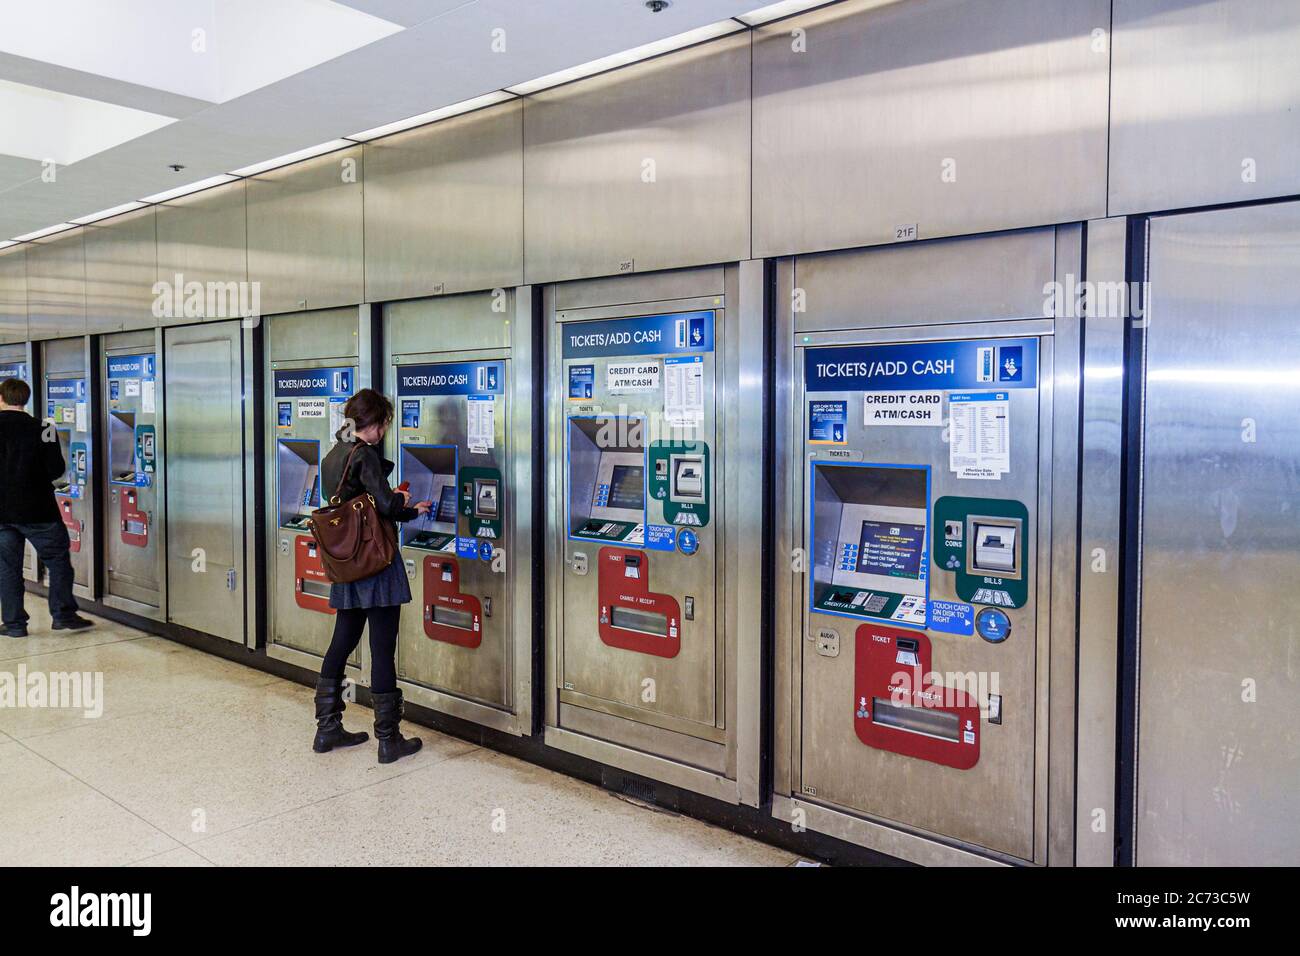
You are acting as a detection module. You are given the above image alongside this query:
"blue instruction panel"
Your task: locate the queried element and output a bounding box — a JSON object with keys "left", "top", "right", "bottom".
{"left": 397, "top": 361, "right": 503, "bottom": 396}
{"left": 107, "top": 354, "right": 156, "bottom": 380}
{"left": 809, "top": 400, "right": 847, "bottom": 444}
{"left": 562, "top": 311, "right": 714, "bottom": 359}
{"left": 274, "top": 367, "right": 353, "bottom": 398}
{"left": 929, "top": 600, "right": 975, "bottom": 636}
{"left": 805, "top": 338, "right": 1037, "bottom": 392}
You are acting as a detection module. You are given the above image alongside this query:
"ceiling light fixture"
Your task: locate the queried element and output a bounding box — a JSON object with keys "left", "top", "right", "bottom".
{"left": 505, "top": 20, "right": 744, "bottom": 96}
{"left": 70, "top": 201, "right": 149, "bottom": 225}
{"left": 12, "top": 223, "right": 79, "bottom": 242}
{"left": 229, "top": 139, "right": 356, "bottom": 178}
{"left": 348, "top": 91, "right": 519, "bottom": 142}
{"left": 735, "top": 0, "right": 841, "bottom": 27}
{"left": 140, "top": 174, "right": 241, "bottom": 204}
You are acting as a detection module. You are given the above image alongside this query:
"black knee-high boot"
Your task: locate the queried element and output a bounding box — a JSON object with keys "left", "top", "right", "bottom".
{"left": 313, "top": 678, "right": 370, "bottom": 753}
{"left": 371, "top": 689, "right": 423, "bottom": 764}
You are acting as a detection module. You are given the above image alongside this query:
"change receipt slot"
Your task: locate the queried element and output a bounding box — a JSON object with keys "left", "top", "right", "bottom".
{"left": 103, "top": 341, "right": 162, "bottom": 616}
{"left": 787, "top": 333, "right": 1051, "bottom": 862}
{"left": 42, "top": 338, "right": 94, "bottom": 597}
{"left": 548, "top": 279, "right": 763, "bottom": 806}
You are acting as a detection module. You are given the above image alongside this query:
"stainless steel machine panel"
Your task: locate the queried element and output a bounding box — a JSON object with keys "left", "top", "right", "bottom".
{"left": 155, "top": 179, "right": 249, "bottom": 326}
{"left": 41, "top": 337, "right": 94, "bottom": 596}
{"left": 752, "top": 0, "right": 1109, "bottom": 258}
{"left": 1110, "top": 0, "right": 1300, "bottom": 215}
{"left": 1136, "top": 202, "right": 1300, "bottom": 865}
{"left": 774, "top": 231, "right": 1082, "bottom": 865}
{"left": 26, "top": 229, "right": 87, "bottom": 341}
{"left": 0, "top": 342, "right": 39, "bottom": 581}
{"left": 247, "top": 147, "right": 365, "bottom": 314}
{"left": 545, "top": 264, "right": 764, "bottom": 804}
{"left": 386, "top": 289, "right": 533, "bottom": 734}
{"left": 523, "top": 34, "right": 751, "bottom": 285}
{"left": 792, "top": 229, "right": 1057, "bottom": 334}
{"left": 266, "top": 309, "right": 363, "bottom": 666}
{"left": 102, "top": 330, "right": 163, "bottom": 616}
{"left": 0, "top": 248, "right": 27, "bottom": 343}
{"left": 164, "top": 321, "right": 247, "bottom": 643}
{"left": 364, "top": 101, "right": 524, "bottom": 302}
{"left": 84, "top": 207, "right": 157, "bottom": 334}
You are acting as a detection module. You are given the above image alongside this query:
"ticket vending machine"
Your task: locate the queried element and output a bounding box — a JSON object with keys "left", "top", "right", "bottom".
{"left": 385, "top": 289, "right": 533, "bottom": 735}
{"left": 41, "top": 338, "right": 94, "bottom": 598}
{"left": 546, "top": 267, "right": 763, "bottom": 804}
{"left": 102, "top": 332, "right": 164, "bottom": 618}
{"left": 0, "top": 344, "right": 39, "bottom": 582}
{"left": 265, "top": 309, "right": 367, "bottom": 673}
{"left": 773, "top": 232, "right": 1081, "bottom": 865}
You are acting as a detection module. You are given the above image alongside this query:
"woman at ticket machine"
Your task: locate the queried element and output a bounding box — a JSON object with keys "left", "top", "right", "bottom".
{"left": 311, "top": 388, "right": 433, "bottom": 764}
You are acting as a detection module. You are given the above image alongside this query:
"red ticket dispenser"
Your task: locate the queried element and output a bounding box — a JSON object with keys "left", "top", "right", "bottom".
{"left": 597, "top": 547, "right": 681, "bottom": 659}
{"left": 422, "top": 556, "right": 482, "bottom": 648}
{"left": 853, "top": 624, "right": 980, "bottom": 770}
{"left": 120, "top": 488, "right": 148, "bottom": 548}
{"left": 294, "top": 535, "right": 334, "bottom": 614}
{"left": 59, "top": 497, "right": 82, "bottom": 553}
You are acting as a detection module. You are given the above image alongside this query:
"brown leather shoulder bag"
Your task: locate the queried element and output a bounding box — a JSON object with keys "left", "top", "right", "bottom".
{"left": 306, "top": 443, "right": 398, "bottom": 584}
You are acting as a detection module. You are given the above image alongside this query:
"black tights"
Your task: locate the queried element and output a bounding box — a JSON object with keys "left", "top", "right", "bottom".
{"left": 320, "top": 605, "right": 401, "bottom": 693}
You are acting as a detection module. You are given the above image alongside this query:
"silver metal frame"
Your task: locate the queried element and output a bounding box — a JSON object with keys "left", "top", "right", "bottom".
{"left": 380, "top": 287, "right": 535, "bottom": 737}
{"left": 542, "top": 263, "right": 763, "bottom": 807}
{"left": 1074, "top": 217, "right": 1127, "bottom": 866}
{"left": 99, "top": 327, "right": 167, "bottom": 623}
{"left": 263, "top": 306, "right": 371, "bottom": 673}
{"left": 772, "top": 227, "right": 1083, "bottom": 865}
{"left": 40, "top": 335, "right": 97, "bottom": 601}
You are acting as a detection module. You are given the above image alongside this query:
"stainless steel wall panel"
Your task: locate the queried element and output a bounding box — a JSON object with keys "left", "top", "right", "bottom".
{"left": 793, "top": 228, "right": 1056, "bottom": 334}
{"left": 523, "top": 34, "right": 751, "bottom": 284}
{"left": 752, "top": 0, "right": 1110, "bottom": 258}
{"left": 266, "top": 307, "right": 362, "bottom": 362}
{"left": 364, "top": 102, "right": 524, "bottom": 301}
{"left": 247, "top": 147, "right": 365, "bottom": 315}
{"left": 385, "top": 291, "right": 512, "bottom": 354}
{"left": 1110, "top": 0, "right": 1300, "bottom": 215}
{"left": 1136, "top": 202, "right": 1300, "bottom": 866}
{"left": 0, "top": 248, "right": 26, "bottom": 343}
{"left": 84, "top": 207, "right": 157, "bottom": 334}
{"left": 26, "top": 230, "right": 86, "bottom": 341}
{"left": 164, "top": 321, "right": 247, "bottom": 644}
{"left": 155, "top": 179, "right": 249, "bottom": 325}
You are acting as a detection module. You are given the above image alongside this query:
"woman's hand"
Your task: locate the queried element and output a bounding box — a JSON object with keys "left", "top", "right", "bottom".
{"left": 413, "top": 500, "right": 433, "bottom": 516}
{"left": 394, "top": 488, "right": 411, "bottom": 505}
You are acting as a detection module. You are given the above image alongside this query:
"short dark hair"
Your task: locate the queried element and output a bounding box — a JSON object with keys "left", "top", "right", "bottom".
{"left": 342, "top": 387, "right": 393, "bottom": 434}
{"left": 0, "top": 378, "right": 30, "bottom": 408}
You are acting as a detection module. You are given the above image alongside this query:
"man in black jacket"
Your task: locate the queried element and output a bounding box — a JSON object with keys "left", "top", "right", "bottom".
{"left": 0, "top": 377, "right": 93, "bottom": 637}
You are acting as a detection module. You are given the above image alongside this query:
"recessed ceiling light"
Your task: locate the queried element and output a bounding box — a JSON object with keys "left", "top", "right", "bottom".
{"left": 348, "top": 91, "right": 518, "bottom": 142}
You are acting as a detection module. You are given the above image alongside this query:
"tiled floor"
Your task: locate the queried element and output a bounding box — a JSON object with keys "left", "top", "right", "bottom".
{"left": 0, "top": 603, "right": 795, "bottom": 867}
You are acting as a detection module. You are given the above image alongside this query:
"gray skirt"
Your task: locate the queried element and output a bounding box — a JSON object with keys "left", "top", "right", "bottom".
{"left": 329, "top": 547, "right": 412, "bottom": 610}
